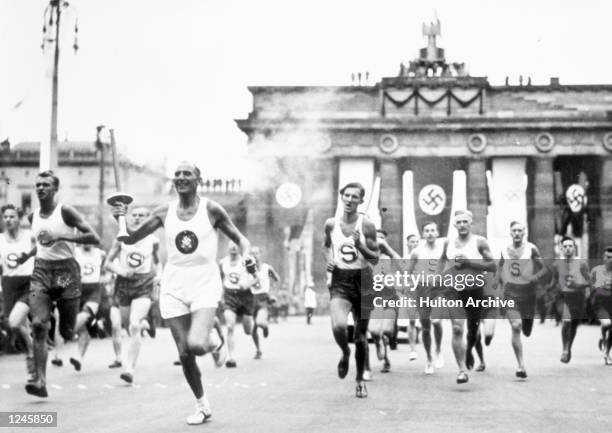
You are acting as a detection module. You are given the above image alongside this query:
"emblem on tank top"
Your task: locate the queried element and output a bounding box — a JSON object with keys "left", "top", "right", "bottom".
{"left": 82, "top": 263, "right": 95, "bottom": 275}
{"left": 127, "top": 252, "right": 144, "bottom": 267}
{"left": 37, "top": 230, "right": 55, "bottom": 247}
{"left": 6, "top": 253, "right": 19, "bottom": 269}
{"left": 175, "top": 230, "right": 199, "bottom": 254}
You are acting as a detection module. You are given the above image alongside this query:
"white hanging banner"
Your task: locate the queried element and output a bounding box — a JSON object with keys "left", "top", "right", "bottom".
{"left": 487, "top": 158, "right": 527, "bottom": 257}
{"left": 447, "top": 170, "right": 467, "bottom": 240}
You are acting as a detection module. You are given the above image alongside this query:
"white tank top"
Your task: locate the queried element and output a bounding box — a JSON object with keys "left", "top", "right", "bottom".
{"left": 220, "top": 256, "right": 247, "bottom": 290}
{"left": 119, "top": 235, "right": 157, "bottom": 275}
{"left": 413, "top": 240, "right": 444, "bottom": 274}
{"left": 446, "top": 235, "right": 481, "bottom": 261}
{"left": 76, "top": 248, "right": 103, "bottom": 284}
{"left": 251, "top": 263, "right": 272, "bottom": 295}
{"left": 591, "top": 265, "right": 611, "bottom": 295}
{"left": 164, "top": 198, "right": 218, "bottom": 267}
{"left": 331, "top": 214, "right": 368, "bottom": 270}
{"left": 32, "top": 203, "right": 75, "bottom": 261}
{"left": 500, "top": 242, "right": 535, "bottom": 285}
{"left": 0, "top": 230, "right": 34, "bottom": 277}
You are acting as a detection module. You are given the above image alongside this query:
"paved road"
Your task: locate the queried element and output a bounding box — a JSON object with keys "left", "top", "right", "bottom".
{"left": 1, "top": 317, "right": 610, "bottom": 433}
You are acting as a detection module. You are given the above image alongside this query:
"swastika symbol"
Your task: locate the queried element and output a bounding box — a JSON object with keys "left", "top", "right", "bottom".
{"left": 418, "top": 184, "right": 446, "bottom": 216}
{"left": 566, "top": 184, "right": 586, "bottom": 213}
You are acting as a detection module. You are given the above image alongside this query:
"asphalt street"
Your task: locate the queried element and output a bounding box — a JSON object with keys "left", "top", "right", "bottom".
{"left": 1, "top": 317, "right": 610, "bottom": 433}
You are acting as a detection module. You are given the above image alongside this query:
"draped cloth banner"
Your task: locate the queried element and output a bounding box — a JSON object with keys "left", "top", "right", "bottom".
{"left": 402, "top": 171, "right": 419, "bottom": 258}
{"left": 383, "top": 88, "right": 483, "bottom": 116}
{"left": 486, "top": 158, "right": 527, "bottom": 257}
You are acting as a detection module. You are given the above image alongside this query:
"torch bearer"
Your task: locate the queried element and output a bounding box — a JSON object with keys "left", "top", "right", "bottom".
{"left": 105, "top": 128, "right": 132, "bottom": 241}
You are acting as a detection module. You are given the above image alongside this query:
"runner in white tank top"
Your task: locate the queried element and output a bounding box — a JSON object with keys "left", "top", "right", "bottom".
{"left": 69, "top": 245, "right": 106, "bottom": 372}
{"left": 439, "top": 210, "right": 496, "bottom": 384}
{"left": 242, "top": 246, "right": 280, "bottom": 359}
{"left": 1, "top": 204, "right": 35, "bottom": 382}
{"left": 406, "top": 221, "right": 445, "bottom": 374}
{"left": 109, "top": 161, "right": 253, "bottom": 425}
{"left": 495, "top": 221, "right": 547, "bottom": 379}
{"left": 104, "top": 207, "right": 160, "bottom": 383}
{"left": 23, "top": 171, "right": 101, "bottom": 399}
{"left": 220, "top": 241, "right": 253, "bottom": 368}
{"left": 323, "top": 182, "right": 379, "bottom": 399}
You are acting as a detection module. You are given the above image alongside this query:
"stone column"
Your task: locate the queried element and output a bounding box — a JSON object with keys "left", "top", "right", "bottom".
{"left": 379, "top": 159, "right": 402, "bottom": 253}
{"left": 308, "top": 157, "right": 336, "bottom": 291}
{"left": 600, "top": 157, "right": 612, "bottom": 254}
{"left": 531, "top": 157, "right": 555, "bottom": 259}
{"left": 466, "top": 158, "right": 488, "bottom": 236}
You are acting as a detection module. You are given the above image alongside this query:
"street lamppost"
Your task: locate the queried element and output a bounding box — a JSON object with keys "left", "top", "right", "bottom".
{"left": 95, "top": 126, "right": 110, "bottom": 240}
{"left": 40, "top": 0, "right": 78, "bottom": 171}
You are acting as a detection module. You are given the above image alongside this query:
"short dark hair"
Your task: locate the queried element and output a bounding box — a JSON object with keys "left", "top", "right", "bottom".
{"left": 339, "top": 182, "right": 365, "bottom": 199}
{"left": 37, "top": 170, "right": 60, "bottom": 188}
{"left": 1, "top": 204, "right": 22, "bottom": 219}
{"left": 510, "top": 221, "right": 526, "bottom": 229}
{"left": 561, "top": 236, "right": 575, "bottom": 245}
{"left": 421, "top": 221, "right": 438, "bottom": 232}
{"left": 406, "top": 233, "right": 418, "bottom": 241}
{"left": 376, "top": 229, "right": 388, "bottom": 237}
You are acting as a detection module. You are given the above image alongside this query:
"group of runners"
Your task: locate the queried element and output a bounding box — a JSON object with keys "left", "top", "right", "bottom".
{"left": 325, "top": 182, "right": 612, "bottom": 398}
{"left": 1, "top": 170, "right": 611, "bottom": 426}
{"left": 0, "top": 163, "right": 279, "bottom": 424}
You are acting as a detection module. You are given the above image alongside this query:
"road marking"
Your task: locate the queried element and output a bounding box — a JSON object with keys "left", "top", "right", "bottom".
{"left": 103, "top": 384, "right": 114, "bottom": 389}
{"left": 133, "top": 384, "right": 142, "bottom": 389}
{"left": 51, "top": 384, "right": 62, "bottom": 390}
{"left": 378, "top": 411, "right": 387, "bottom": 416}
{"left": 77, "top": 384, "right": 87, "bottom": 390}
{"left": 240, "top": 384, "right": 249, "bottom": 388}
{"left": 154, "top": 383, "right": 167, "bottom": 389}
{"left": 259, "top": 382, "right": 267, "bottom": 387}
{"left": 1, "top": 384, "right": 10, "bottom": 389}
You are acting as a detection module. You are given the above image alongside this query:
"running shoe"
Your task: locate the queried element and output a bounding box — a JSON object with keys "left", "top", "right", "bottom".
{"left": 225, "top": 359, "right": 237, "bottom": 368}
{"left": 605, "top": 355, "right": 612, "bottom": 366}
{"left": 186, "top": 398, "right": 212, "bottom": 425}
{"left": 475, "top": 363, "right": 486, "bottom": 372}
{"left": 337, "top": 353, "right": 349, "bottom": 379}
{"left": 381, "top": 360, "right": 391, "bottom": 373}
{"left": 409, "top": 350, "right": 418, "bottom": 361}
{"left": 51, "top": 358, "right": 63, "bottom": 367}
{"left": 362, "top": 370, "right": 373, "bottom": 381}
{"left": 434, "top": 353, "right": 445, "bottom": 369}
{"left": 120, "top": 372, "right": 134, "bottom": 384}
{"left": 25, "top": 382, "right": 48, "bottom": 398}
{"left": 108, "top": 360, "right": 122, "bottom": 369}
{"left": 515, "top": 369, "right": 527, "bottom": 379}
{"left": 456, "top": 371, "right": 469, "bottom": 384}
{"left": 424, "top": 362, "right": 434, "bottom": 375}
{"left": 560, "top": 350, "right": 571, "bottom": 364}
{"left": 211, "top": 341, "right": 227, "bottom": 368}
{"left": 69, "top": 357, "right": 82, "bottom": 372}
{"left": 355, "top": 381, "right": 368, "bottom": 398}
{"left": 254, "top": 350, "right": 262, "bottom": 360}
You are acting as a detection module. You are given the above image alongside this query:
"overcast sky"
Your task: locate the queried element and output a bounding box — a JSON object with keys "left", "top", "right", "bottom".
{"left": 1, "top": 0, "right": 611, "bottom": 177}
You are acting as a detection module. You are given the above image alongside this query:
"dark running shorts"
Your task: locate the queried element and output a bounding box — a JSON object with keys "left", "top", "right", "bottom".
{"left": 80, "top": 283, "right": 102, "bottom": 308}
{"left": 115, "top": 274, "right": 154, "bottom": 307}
{"left": 503, "top": 282, "right": 537, "bottom": 319}
{"left": 223, "top": 289, "right": 254, "bottom": 317}
{"left": 1, "top": 276, "right": 30, "bottom": 313}
{"left": 591, "top": 291, "right": 612, "bottom": 321}
{"left": 561, "top": 291, "right": 586, "bottom": 320}
{"left": 30, "top": 258, "right": 81, "bottom": 301}
{"left": 329, "top": 267, "right": 374, "bottom": 320}
{"left": 253, "top": 293, "right": 270, "bottom": 315}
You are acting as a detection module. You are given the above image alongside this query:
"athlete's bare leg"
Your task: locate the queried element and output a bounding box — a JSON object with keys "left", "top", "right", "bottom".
{"left": 70, "top": 301, "right": 99, "bottom": 370}
{"left": 224, "top": 310, "right": 238, "bottom": 362}
{"left": 330, "top": 297, "right": 352, "bottom": 378}
{"left": 123, "top": 298, "right": 151, "bottom": 377}
{"left": 167, "top": 307, "right": 218, "bottom": 399}
{"left": 8, "top": 302, "right": 34, "bottom": 379}
{"left": 109, "top": 306, "right": 122, "bottom": 367}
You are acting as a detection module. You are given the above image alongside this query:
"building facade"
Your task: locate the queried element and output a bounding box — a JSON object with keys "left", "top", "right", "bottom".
{"left": 236, "top": 21, "right": 612, "bottom": 293}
